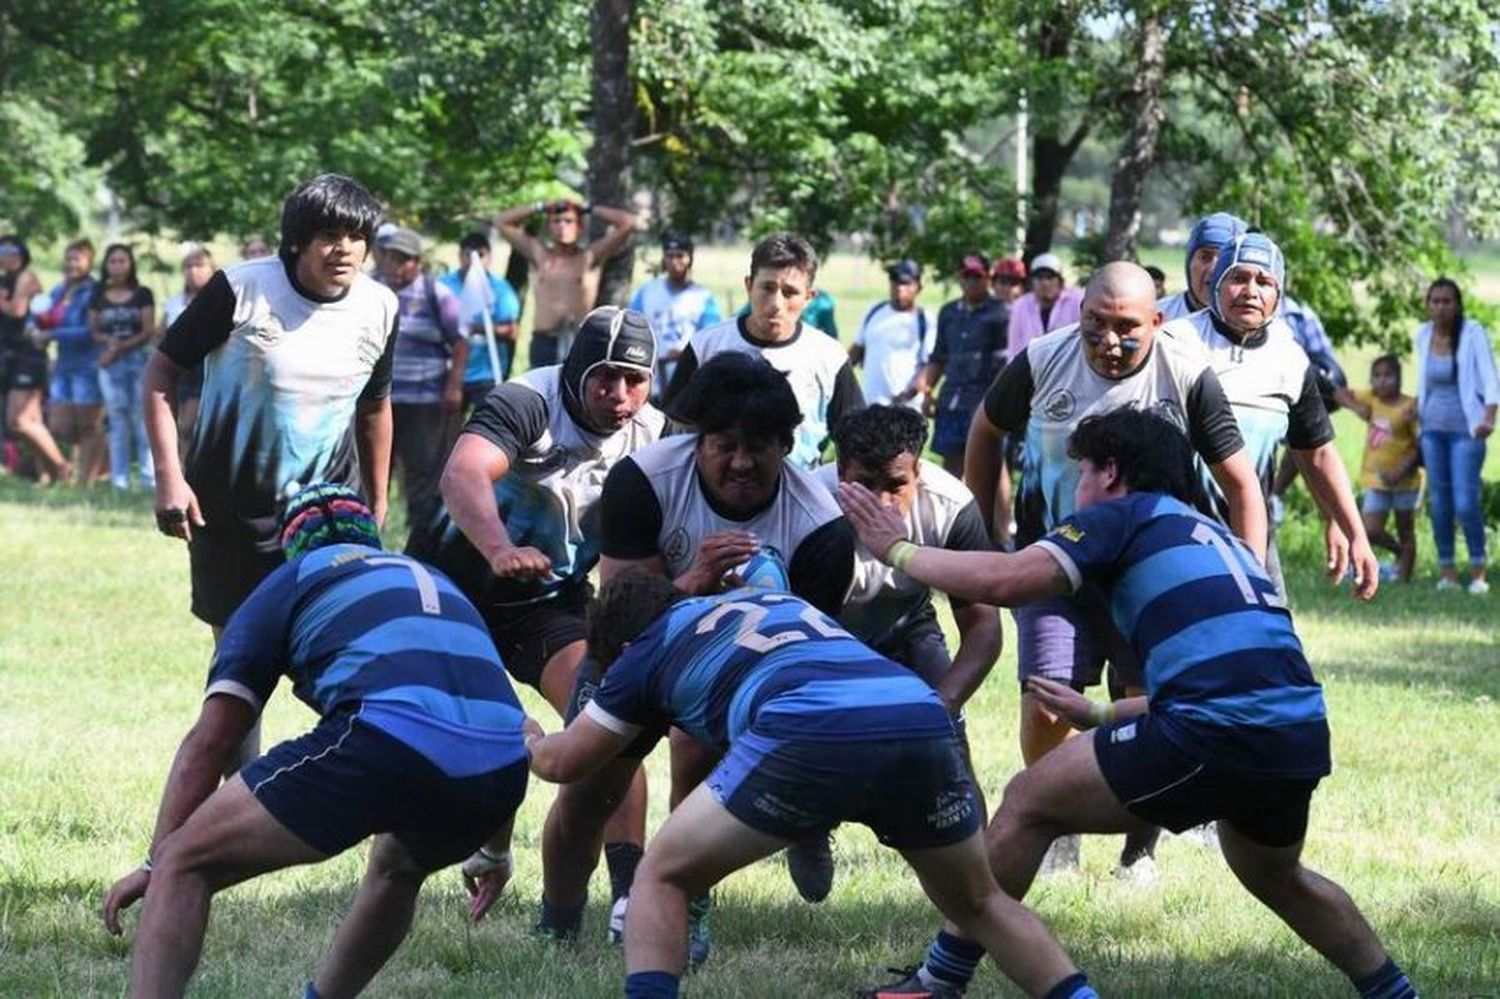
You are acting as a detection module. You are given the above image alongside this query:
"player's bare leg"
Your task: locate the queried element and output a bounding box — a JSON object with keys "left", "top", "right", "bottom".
{"left": 314, "top": 834, "right": 427, "bottom": 998}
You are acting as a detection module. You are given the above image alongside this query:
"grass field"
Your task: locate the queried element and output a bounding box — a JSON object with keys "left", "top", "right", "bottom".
{"left": 3, "top": 247, "right": 1499, "bottom": 996}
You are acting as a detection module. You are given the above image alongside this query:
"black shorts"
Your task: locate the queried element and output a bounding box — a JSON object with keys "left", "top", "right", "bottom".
{"left": 1094, "top": 714, "right": 1319, "bottom": 848}
{"left": 189, "top": 525, "right": 285, "bottom": 627}
{"left": 478, "top": 593, "right": 589, "bottom": 691}
{"left": 0, "top": 349, "right": 47, "bottom": 392}
{"left": 708, "top": 730, "right": 979, "bottom": 849}
{"left": 241, "top": 710, "right": 529, "bottom": 871}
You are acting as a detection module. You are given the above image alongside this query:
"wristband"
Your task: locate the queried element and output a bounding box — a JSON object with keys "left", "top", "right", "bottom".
{"left": 478, "top": 846, "right": 511, "bottom": 866}
{"left": 886, "top": 540, "right": 919, "bottom": 573}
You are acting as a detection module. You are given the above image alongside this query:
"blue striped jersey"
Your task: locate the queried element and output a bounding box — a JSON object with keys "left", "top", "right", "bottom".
{"left": 206, "top": 544, "right": 527, "bottom": 777}
{"left": 584, "top": 589, "right": 953, "bottom": 752}
{"left": 1034, "top": 493, "right": 1330, "bottom": 778}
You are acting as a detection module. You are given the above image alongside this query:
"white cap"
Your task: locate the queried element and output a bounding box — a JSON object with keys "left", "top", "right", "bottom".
{"left": 1029, "top": 252, "right": 1064, "bottom": 277}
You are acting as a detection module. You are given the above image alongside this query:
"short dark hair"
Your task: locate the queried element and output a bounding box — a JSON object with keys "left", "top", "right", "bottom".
{"left": 670, "top": 352, "right": 801, "bottom": 450}
{"left": 0, "top": 234, "right": 31, "bottom": 270}
{"left": 65, "top": 238, "right": 95, "bottom": 260}
{"left": 1144, "top": 265, "right": 1166, "bottom": 283}
{"left": 1371, "top": 354, "right": 1402, "bottom": 378}
{"left": 586, "top": 567, "right": 686, "bottom": 667}
{"left": 749, "top": 231, "right": 818, "bottom": 284}
{"left": 1066, "top": 406, "right": 1195, "bottom": 503}
{"left": 833, "top": 404, "right": 927, "bottom": 468}
{"left": 279, "top": 173, "right": 383, "bottom": 257}
{"left": 459, "top": 231, "right": 491, "bottom": 253}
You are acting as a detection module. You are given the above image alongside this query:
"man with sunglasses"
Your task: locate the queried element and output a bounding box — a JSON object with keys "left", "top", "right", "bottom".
{"left": 962, "top": 261, "right": 1264, "bottom": 879}
{"left": 496, "top": 198, "right": 641, "bottom": 368}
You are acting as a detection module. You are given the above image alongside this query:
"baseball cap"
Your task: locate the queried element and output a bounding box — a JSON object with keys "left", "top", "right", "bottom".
{"left": 377, "top": 226, "right": 423, "bottom": 258}
{"left": 958, "top": 253, "right": 990, "bottom": 277}
{"left": 1029, "top": 252, "right": 1064, "bottom": 277}
{"left": 992, "top": 258, "right": 1027, "bottom": 281}
{"left": 887, "top": 259, "right": 922, "bottom": 283}
{"left": 661, "top": 231, "right": 695, "bottom": 254}
{"left": 563, "top": 306, "right": 658, "bottom": 430}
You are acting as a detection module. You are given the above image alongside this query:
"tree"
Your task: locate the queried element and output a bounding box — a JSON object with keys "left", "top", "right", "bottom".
{"left": 588, "top": 0, "right": 638, "bottom": 306}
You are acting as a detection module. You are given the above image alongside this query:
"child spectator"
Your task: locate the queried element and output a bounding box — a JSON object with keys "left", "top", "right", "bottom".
{"left": 1336, "top": 355, "right": 1421, "bottom": 581}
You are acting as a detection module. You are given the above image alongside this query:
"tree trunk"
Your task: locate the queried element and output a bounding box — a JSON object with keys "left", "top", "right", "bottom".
{"left": 1022, "top": 13, "right": 1089, "bottom": 263}
{"left": 588, "top": 0, "right": 637, "bottom": 307}
{"left": 1102, "top": 13, "right": 1167, "bottom": 262}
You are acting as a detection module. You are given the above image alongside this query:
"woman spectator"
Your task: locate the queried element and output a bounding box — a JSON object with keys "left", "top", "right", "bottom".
{"left": 1, "top": 234, "right": 71, "bottom": 484}
{"left": 162, "top": 244, "right": 215, "bottom": 455}
{"left": 1415, "top": 278, "right": 1500, "bottom": 594}
{"left": 36, "top": 239, "right": 104, "bottom": 485}
{"left": 90, "top": 244, "right": 157, "bottom": 491}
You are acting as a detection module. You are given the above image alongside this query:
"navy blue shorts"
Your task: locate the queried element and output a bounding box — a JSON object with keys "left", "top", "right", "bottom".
{"left": 241, "top": 710, "right": 529, "bottom": 871}
{"left": 1093, "top": 714, "right": 1318, "bottom": 849}
{"left": 706, "top": 730, "right": 978, "bottom": 850}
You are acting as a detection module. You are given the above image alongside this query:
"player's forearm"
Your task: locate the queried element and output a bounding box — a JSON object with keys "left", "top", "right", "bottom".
{"left": 911, "top": 361, "right": 942, "bottom": 396}
{"left": 495, "top": 203, "right": 538, "bottom": 226}
{"left": 938, "top": 605, "right": 1002, "bottom": 713}
{"left": 354, "top": 397, "right": 392, "bottom": 523}
{"left": 440, "top": 455, "right": 517, "bottom": 560}
{"left": 589, "top": 204, "right": 634, "bottom": 227}
{"left": 1294, "top": 443, "right": 1368, "bottom": 545}
{"left": 896, "top": 544, "right": 1068, "bottom": 608}
{"left": 528, "top": 732, "right": 607, "bottom": 784}
{"left": 148, "top": 725, "right": 241, "bottom": 856}
{"left": 143, "top": 353, "right": 186, "bottom": 485}
{"left": 962, "top": 413, "right": 1005, "bottom": 535}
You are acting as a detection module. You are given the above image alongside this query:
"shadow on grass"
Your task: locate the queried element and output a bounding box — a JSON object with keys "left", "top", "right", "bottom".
{"left": 0, "top": 474, "right": 155, "bottom": 530}
{"left": 5, "top": 876, "right": 1495, "bottom": 997}
{"left": 1311, "top": 635, "right": 1500, "bottom": 701}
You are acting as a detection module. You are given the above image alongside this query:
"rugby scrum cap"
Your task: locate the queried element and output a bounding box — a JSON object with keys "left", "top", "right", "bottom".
{"left": 1184, "top": 212, "right": 1248, "bottom": 292}
{"left": 1209, "top": 231, "right": 1287, "bottom": 327}
{"left": 562, "top": 306, "right": 658, "bottom": 425}
{"left": 279, "top": 483, "right": 382, "bottom": 559}
{"left": 1029, "top": 252, "right": 1065, "bottom": 278}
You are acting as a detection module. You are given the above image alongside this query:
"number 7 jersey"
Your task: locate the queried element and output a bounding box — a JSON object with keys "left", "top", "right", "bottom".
{"left": 583, "top": 589, "right": 953, "bottom": 755}
{"left": 1035, "top": 492, "right": 1330, "bottom": 779}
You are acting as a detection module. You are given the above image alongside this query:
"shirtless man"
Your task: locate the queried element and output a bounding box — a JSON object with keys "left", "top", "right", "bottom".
{"left": 495, "top": 199, "right": 641, "bottom": 368}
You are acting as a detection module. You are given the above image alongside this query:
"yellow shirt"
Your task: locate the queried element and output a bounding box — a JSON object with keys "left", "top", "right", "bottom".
{"left": 1354, "top": 391, "right": 1421, "bottom": 491}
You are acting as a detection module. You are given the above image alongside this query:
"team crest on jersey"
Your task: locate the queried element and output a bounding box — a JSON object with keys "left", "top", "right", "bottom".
{"left": 1042, "top": 389, "right": 1076, "bottom": 422}
{"left": 1052, "top": 523, "right": 1085, "bottom": 543}
{"left": 1150, "top": 399, "right": 1187, "bottom": 433}
{"left": 356, "top": 330, "right": 386, "bottom": 368}
{"left": 662, "top": 526, "right": 691, "bottom": 566}
{"left": 246, "top": 316, "right": 286, "bottom": 347}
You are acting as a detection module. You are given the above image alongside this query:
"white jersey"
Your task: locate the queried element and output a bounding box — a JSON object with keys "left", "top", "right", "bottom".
{"left": 627, "top": 276, "right": 721, "bottom": 386}
{"left": 682, "top": 317, "right": 859, "bottom": 469}
{"left": 854, "top": 302, "right": 936, "bottom": 409}
{"left": 1158, "top": 291, "right": 1198, "bottom": 322}
{"left": 816, "top": 460, "right": 987, "bottom": 643}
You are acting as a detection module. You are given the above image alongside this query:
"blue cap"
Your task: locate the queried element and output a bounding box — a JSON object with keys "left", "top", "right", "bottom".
{"left": 1184, "top": 212, "right": 1248, "bottom": 300}
{"left": 887, "top": 259, "right": 922, "bottom": 282}
{"left": 1208, "top": 232, "right": 1286, "bottom": 329}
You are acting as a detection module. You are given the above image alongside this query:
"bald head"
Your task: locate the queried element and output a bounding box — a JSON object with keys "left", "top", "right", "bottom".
{"left": 1077, "top": 261, "right": 1164, "bottom": 379}
{"left": 1084, "top": 261, "right": 1159, "bottom": 308}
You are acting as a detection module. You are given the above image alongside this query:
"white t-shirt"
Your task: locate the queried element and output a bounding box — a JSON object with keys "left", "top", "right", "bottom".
{"left": 854, "top": 302, "right": 936, "bottom": 409}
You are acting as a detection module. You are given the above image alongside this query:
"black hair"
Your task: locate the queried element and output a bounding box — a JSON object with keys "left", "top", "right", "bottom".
{"left": 749, "top": 231, "right": 818, "bottom": 285}
{"left": 1426, "top": 276, "right": 1465, "bottom": 350}
{"left": 1371, "top": 353, "right": 1402, "bottom": 377}
{"left": 459, "top": 231, "right": 491, "bottom": 253}
{"left": 278, "top": 173, "right": 383, "bottom": 258}
{"left": 586, "top": 567, "right": 687, "bottom": 667}
{"left": 670, "top": 352, "right": 801, "bottom": 450}
{"left": 1144, "top": 265, "right": 1166, "bottom": 283}
{"left": 1066, "top": 406, "right": 1195, "bottom": 503}
{"left": 99, "top": 243, "right": 139, "bottom": 289}
{"left": 833, "top": 404, "right": 928, "bottom": 468}
{"left": 0, "top": 234, "right": 31, "bottom": 270}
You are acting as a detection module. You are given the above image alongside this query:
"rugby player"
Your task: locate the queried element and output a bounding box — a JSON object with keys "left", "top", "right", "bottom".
{"left": 963, "top": 261, "right": 1264, "bottom": 874}
{"left": 839, "top": 406, "right": 1415, "bottom": 999}
{"left": 530, "top": 351, "right": 855, "bottom": 953}
{"left": 1166, "top": 231, "right": 1377, "bottom": 599}
{"left": 1159, "top": 211, "right": 1248, "bottom": 321}
{"left": 102, "top": 486, "right": 531, "bottom": 998}
{"left": 660, "top": 232, "right": 864, "bottom": 469}
{"left": 414, "top": 305, "right": 663, "bottom": 918}
{"left": 526, "top": 568, "right": 1101, "bottom": 999}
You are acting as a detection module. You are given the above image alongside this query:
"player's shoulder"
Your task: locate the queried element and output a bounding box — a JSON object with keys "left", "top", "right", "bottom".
{"left": 507, "top": 366, "right": 557, "bottom": 406}
{"left": 781, "top": 460, "right": 844, "bottom": 525}
{"left": 689, "top": 316, "right": 742, "bottom": 355}
{"left": 629, "top": 400, "right": 668, "bottom": 439}
{"left": 624, "top": 433, "right": 697, "bottom": 478}
{"left": 798, "top": 324, "right": 851, "bottom": 365}
{"left": 916, "top": 459, "right": 974, "bottom": 510}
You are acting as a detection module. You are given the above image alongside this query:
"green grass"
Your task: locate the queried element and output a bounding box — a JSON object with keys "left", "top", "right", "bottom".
{"left": 1, "top": 474, "right": 1496, "bottom": 997}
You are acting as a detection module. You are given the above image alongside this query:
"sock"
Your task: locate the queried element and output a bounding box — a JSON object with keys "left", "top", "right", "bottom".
{"left": 605, "top": 842, "right": 645, "bottom": 901}
{"left": 1043, "top": 972, "right": 1098, "bottom": 999}
{"left": 304, "top": 984, "right": 323, "bottom": 999}
{"left": 537, "top": 896, "right": 586, "bottom": 940}
{"left": 625, "top": 970, "right": 680, "bottom": 998}
{"left": 1354, "top": 958, "right": 1417, "bottom": 999}
{"left": 921, "top": 930, "right": 984, "bottom": 987}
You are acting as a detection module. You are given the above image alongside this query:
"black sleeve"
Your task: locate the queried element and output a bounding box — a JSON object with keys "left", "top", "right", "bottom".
{"left": 158, "top": 271, "right": 236, "bottom": 368}
{"left": 1286, "top": 364, "right": 1336, "bottom": 450}
{"left": 598, "top": 458, "right": 666, "bottom": 559}
{"left": 659, "top": 344, "right": 699, "bottom": 413}
{"left": 788, "top": 517, "right": 856, "bottom": 617}
{"left": 460, "top": 380, "right": 550, "bottom": 462}
{"left": 1184, "top": 369, "right": 1245, "bottom": 465}
{"left": 137, "top": 287, "right": 156, "bottom": 308}
{"left": 930, "top": 307, "right": 952, "bottom": 366}
{"left": 981, "top": 350, "right": 1034, "bottom": 433}
{"left": 940, "top": 500, "right": 993, "bottom": 612}
{"left": 827, "top": 361, "right": 866, "bottom": 435}
{"left": 359, "top": 314, "right": 398, "bottom": 403}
